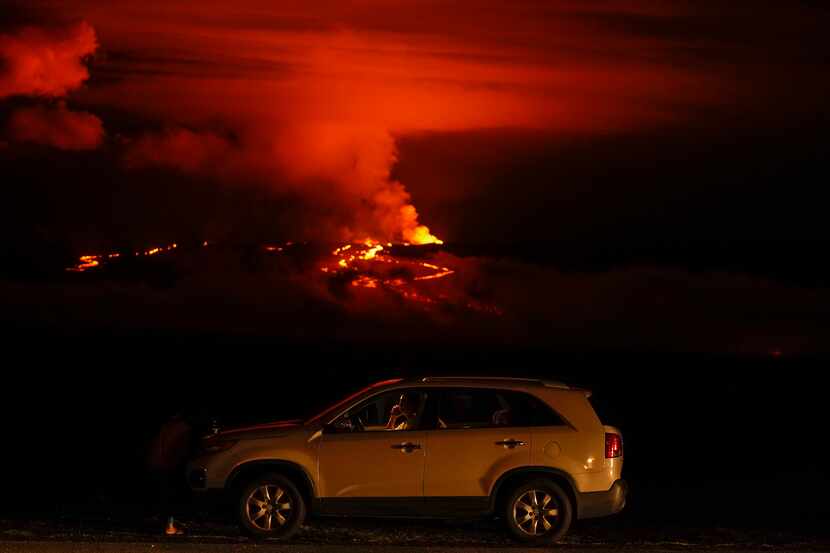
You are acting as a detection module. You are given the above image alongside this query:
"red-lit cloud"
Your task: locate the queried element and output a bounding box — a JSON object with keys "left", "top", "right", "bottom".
{"left": 5, "top": 102, "right": 103, "bottom": 150}
{"left": 124, "top": 128, "right": 233, "bottom": 173}
{"left": 55, "top": 0, "right": 727, "bottom": 242}
{"left": 0, "top": 21, "right": 97, "bottom": 98}
{"left": 9, "top": 1, "right": 828, "bottom": 242}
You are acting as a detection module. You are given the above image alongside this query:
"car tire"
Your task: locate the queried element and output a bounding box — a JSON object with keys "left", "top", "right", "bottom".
{"left": 238, "top": 473, "right": 305, "bottom": 540}
{"left": 504, "top": 478, "right": 572, "bottom": 543}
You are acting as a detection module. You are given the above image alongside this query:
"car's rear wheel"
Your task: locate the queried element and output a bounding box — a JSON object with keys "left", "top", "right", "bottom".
{"left": 238, "top": 473, "right": 305, "bottom": 539}
{"left": 504, "top": 479, "right": 572, "bottom": 543}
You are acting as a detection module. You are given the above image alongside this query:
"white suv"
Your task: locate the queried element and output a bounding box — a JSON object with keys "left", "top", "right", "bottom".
{"left": 188, "top": 377, "right": 626, "bottom": 543}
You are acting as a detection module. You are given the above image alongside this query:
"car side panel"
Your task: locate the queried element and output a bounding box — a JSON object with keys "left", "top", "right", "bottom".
{"left": 424, "top": 427, "right": 531, "bottom": 497}
{"left": 317, "top": 430, "right": 426, "bottom": 498}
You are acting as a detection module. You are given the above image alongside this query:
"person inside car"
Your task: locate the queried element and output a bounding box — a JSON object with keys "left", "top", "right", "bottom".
{"left": 492, "top": 406, "right": 512, "bottom": 426}
{"left": 386, "top": 392, "right": 420, "bottom": 430}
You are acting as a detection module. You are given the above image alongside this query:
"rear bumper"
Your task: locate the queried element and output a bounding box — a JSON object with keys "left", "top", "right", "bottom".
{"left": 577, "top": 479, "right": 627, "bottom": 519}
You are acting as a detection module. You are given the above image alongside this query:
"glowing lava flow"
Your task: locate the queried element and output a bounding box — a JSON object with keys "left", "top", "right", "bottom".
{"left": 329, "top": 239, "right": 394, "bottom": 274}
{"left": 67, "top": 255, "right": 101, "bottom": 272}
{"left": 63, "top": 238, "right": 500, "bottom": 314}
{"left": 323, "top": 239, "right": 502, "bottom": 314}
{"left": 66, "top": 242, "right": 180, "bottom": 272}
{"left": 322, "top": 239, "right": 455, "bottom": 302}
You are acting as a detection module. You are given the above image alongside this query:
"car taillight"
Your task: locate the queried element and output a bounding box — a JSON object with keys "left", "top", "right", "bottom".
{"left": 605, "top": 433, "right": 622, "bottom": 458}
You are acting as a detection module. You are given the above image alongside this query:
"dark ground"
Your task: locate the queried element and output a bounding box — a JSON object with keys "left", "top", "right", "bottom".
{"left": 2, "top": 510, "right": 829, "bottom": 550}
{"left": 1, "top": 517, "right": 829, "bottom": 552}
{"left": 3, "top": 544, "right": 828, "bottom": 553}
{"left": 0, "top": 332, "right": 828, "bottom": 548}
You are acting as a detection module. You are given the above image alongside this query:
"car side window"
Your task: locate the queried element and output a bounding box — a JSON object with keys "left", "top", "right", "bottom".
{"left": 504, "top": 391, "right": 567, "bottom": 427}
{"left": 332, "top": 389, "right": 427, "bottom": 432}
{"left": 434, "top": 388, "right": 565, "bottom": 429}
{"left": 435, "top": 389, "right": 501, "bottom": 429}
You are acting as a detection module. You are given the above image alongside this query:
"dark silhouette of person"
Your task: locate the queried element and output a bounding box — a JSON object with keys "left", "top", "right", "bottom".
{"left": 146, "top": 411, "right": 193, "bottom": 535}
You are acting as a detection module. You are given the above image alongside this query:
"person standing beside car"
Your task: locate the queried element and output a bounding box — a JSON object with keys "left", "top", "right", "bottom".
{"left": 146, "top": 411, "right": 193, "bottom": 536}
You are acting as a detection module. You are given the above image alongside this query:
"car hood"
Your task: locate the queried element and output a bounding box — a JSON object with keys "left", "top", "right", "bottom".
{"left": 211, "top": 419, "right": 306, "bottom": 441}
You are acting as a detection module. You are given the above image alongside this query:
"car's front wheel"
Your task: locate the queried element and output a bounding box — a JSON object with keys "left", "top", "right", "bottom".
{"left": 238, "top": 473, "right": 305, "bottom": 539}
{"left": 504, "top": 478, "right": 572, "bottom": 543}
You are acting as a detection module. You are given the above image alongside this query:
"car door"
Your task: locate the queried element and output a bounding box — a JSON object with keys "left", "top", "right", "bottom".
{"left": 423, "top": 388, "right": 532, "bottom": 510}
{"left": 317, "top": 388, "right": 428, "bottom": 514}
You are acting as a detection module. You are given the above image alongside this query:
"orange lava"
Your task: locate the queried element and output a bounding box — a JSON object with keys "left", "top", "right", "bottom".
{"left": 66, "top": 254, "right": 101, "bottom": 272}
{"left": 67, "top": 242, "right": 182, "bottom": 272}
{"left": 321, "top": 237, "right": 458, "bottom": 307}
{"left": 65, "top": 238, "right": 500, "bottom": 314}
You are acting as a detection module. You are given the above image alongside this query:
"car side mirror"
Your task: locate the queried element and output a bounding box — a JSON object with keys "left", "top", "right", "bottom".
{"left": 325, "top": 416, "right": 354, "bottom": 434}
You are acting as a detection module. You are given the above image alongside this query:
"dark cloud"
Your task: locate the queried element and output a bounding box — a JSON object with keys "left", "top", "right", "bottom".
{"left": 123, "top": 127, "right": 233, "bottom": 172}
{"left": 5, "top": 101, "right": 103, "bottom": 150}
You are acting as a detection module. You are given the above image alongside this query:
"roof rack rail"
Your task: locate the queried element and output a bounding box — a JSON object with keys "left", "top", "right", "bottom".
{"left": 418, "top": 376, "right": 570, "bottom": 390}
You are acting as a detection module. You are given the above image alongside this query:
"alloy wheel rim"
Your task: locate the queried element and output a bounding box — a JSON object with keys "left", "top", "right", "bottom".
{"left": 513, "top": 489, "right": 558, "bottom": 536}
{"left": 246, "top": 485, "right": 292, "bottom": 531}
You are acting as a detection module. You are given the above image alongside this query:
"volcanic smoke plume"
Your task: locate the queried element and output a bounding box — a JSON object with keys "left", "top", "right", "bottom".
{"left": 124, "top": 124, "right": 442, "bottom": 244}
{"left": 270, "top": 124, "right": 441, "bottom": 244}
{"left": 0, "top": 21, "right": 97, "bottom": 98}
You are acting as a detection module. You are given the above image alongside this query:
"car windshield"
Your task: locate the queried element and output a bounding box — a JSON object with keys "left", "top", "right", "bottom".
{"left": 305, "top": 378, "right": 403, "bottom": 425}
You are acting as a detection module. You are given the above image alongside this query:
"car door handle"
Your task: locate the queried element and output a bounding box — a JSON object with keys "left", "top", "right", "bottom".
{"left": 495, "top": 439, "right": 527, "bottom": 449}
{"left": 391, "top": 442, "right": 422, "bottom": 452}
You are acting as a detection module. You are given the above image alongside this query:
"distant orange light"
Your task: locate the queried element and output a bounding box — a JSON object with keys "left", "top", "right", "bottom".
{"left": 67, "top": 241, "right": 180, "bottom": 271}
{"left": 66, "top": 255, "right": 101, "bottom": 272}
